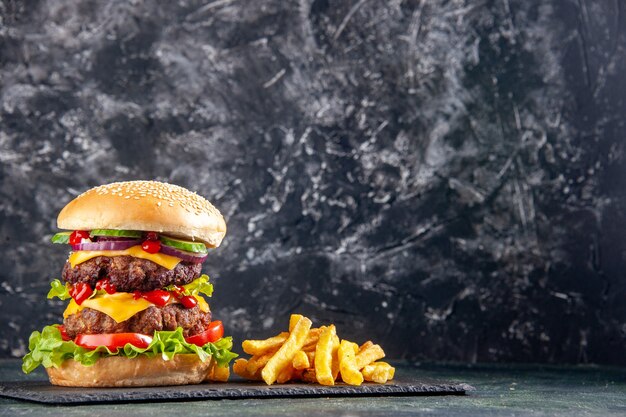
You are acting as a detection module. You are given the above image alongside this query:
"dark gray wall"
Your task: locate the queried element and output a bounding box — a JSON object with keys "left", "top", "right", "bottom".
{"left": 1, "top": 0, "right": 625, "bottom": 365}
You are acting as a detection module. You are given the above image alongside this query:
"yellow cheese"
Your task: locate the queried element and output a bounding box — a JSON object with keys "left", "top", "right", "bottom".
{"left": 63, "top": 293, "right": 152, "bottom": 323}
{"left": 63, "top": 293, "right": 210, "bottom": 323}
{"left": 63, "top": 299, "right": 82, "bottom": 318}
{"left": 195, "top": 294, "right": 210, "bottom": 313}
{"left": 68, "top": 245, "right": 181, "bottom": 270}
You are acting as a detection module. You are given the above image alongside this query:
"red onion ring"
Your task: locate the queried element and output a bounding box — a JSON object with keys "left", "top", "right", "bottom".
{"left": 160, "top": 244, "right": 208, "bottom": 264}
{"left": 71, "top": 240, "right": 141, "bottom": 251}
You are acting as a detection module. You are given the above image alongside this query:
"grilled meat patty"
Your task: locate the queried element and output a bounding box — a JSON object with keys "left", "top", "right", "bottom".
{"left": 62, "top": 256, "right": 202, "bottom": 292}
{"left": 63, "top": 304, "right": 212, "bottom": 339}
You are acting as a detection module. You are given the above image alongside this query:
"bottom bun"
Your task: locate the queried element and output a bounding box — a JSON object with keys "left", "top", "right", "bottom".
{"left": 46, "top": 354, "right": 216, "bottom": 387}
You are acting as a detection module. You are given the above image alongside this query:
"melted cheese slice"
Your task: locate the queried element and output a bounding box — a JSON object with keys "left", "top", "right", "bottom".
{"left": 195, "top": 295, "right": 209, "bottom": 313}
{"left": 63, "top": 293, "right": 210, "bottom": 323}
{"left": 68, "top": 245, "right": 181, "bottom": 270}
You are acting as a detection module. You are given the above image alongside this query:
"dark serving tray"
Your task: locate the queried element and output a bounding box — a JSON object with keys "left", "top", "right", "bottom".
{"left": 0, "top": 376, "right": 473, "bottom": 404}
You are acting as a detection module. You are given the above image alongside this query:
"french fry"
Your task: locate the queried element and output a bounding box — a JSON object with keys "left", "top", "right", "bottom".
{"left": 355, "top": 342, "right": 385, "bottom": 370}
{"left": 291, "top": 368, "right": 305, "bottom": 381}
{"left": 237, "top": 313, "right": 394, "bottom": 386}
{"left": 215, "top": 365, "right": 231, "bottom": 382}
{"left": 205, "top": 360, "right": 230, "bottom": 382}
{"left": 314, "top": 325, "right": 336, "bottom": 386}
{"left": 292, "top": 350, "right": 310, "bottom": 370}
{"left": 303, "top": 327, "right": 323, "bottom": 348}
{"left": 276, "top": 363, "right": 294, "bottom": 384}
{"left": 331, "top": 334, "right": 340, "bottom": 380}
{"left": 261, "top": 316, "right": 312, "bottom": 385}
{"left": 358, "top": 341, "right": 374, "bottom": 353}
{"left": 305, "top": 350, "right": 315, "bottom": 366}
{"left": 302, "top": 349, "right": 315, "bottom": 362}
{"left": 242, "top": 332, "right": 289, "bottom": 356}
{"left": 233, "top": 358, "right": 251, "bottom": 378}
{"left": 208, "top": 364, "right": 230, "bottom": 382}
{"left": 301, "top": 368, "right": 317, "bottom": 383}
{"left": 338, "top": 340, "right": 363, "bottom": 386}
{"left": 289, "top": 314, "right": 303, "bottom": 332}
{"left": 362, "top": 362, "right": 395, "bottom": 384}
{"left": 246, "top": 349, "right": 277, "bottom": 375}
{"left": 302, "top": 344, "right": 316, "bottom": 352}
{"left": 291, "top": 315, "right": 322, "bottom": 348}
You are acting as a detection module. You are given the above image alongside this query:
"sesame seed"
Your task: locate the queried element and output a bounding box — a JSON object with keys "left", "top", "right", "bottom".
{"left": 77, "top": 180, "right": 222, "bottom": 219}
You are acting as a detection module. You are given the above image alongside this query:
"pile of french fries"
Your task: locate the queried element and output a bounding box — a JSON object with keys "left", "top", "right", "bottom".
{"left": 233, "top": 314, "right": 395, "bottom": 386}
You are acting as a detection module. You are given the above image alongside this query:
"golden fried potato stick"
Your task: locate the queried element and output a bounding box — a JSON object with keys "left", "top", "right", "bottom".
{"left": 276, "top": 363, "right": 295, "bottom": 384}
{"left": 292, "top": 350, "right": 310, "bottom": 370}
{"left": 362, "top": 362, "right": 395, "bottom": 384}
{"left": 289, "top": 314, "right": 303, "bottom": 332}
{"left": 358, "top": 341, "right": 374, "bottom": 353}
{"left": 233, "top": 358, "right": 257, "bottom": 380}
{"left": 305, "top": 350, "right": 315, "bottom": 365}
{"left": 338, "top": 340, "right": 364, "bottom": 386}
{"left": 301, "top": 368, "right": 317, "bottom": 383}
{"left": 291, "top": 315, "right": 321, "bottom": 349}
{"left": 331, "top": 334, "right": 341, "bottom": 380}
{"left": 303, "top": 328, "right": 322, "bottom": 348}
{"left": 314, "top": 325, "right": 337, "bottom": 386}
{"left": 205, "top": 361, "right": 230, "bottom": 382}
{"left": 242, "top": 332, "right": 289, "bottom": 356}
{"left": 261, "top": 316, "right": 312, "bottom": 385}
{"left": 237, "top": 313, "right": 393, "bottom": 386}
{"left": 246, "top": 349, "right": 278, "bottom": 375}
{"left": 355, "top": 342, "right": 385, "bottom": 370}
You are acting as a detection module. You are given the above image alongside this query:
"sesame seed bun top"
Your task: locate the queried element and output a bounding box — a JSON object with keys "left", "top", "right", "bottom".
{"left": 57, "top": 181, "right": 226, "bottom": 247}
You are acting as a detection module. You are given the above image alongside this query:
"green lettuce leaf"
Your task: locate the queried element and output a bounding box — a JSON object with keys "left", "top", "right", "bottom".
{"left": 48, "top": 275, "right": 214, "bottom": 302}
{"left": 166, "top": 274, "right": 214, "bottom": 298}
{"left": 22, "top": 325, "right": 237, "bottom": 374}
{"left": 47, "top": 279, "right": 71, "bottom": 300}
{"left": 184, "top": 274, "right": 214, "bottom": 297}
{"left": 47, "top": 279, "right": 98, "bottom": 302}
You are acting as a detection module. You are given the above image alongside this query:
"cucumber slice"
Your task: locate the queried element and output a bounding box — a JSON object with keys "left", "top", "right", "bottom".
{"left": 90, "top": 229, "right": 143, "bottom": 238}
{"left": 51, "top": 232, "right": 71, "bottom": 244}
{"left": 160, "top": 235, "right": 207, "bottom": 254}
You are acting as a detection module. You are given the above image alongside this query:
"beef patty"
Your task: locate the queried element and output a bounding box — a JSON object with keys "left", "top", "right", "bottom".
{"left": 62, "top": 256, "right": 202, "bottom": 292}
{"left": 64, "top": 304, "right": 212, "bottom": 338}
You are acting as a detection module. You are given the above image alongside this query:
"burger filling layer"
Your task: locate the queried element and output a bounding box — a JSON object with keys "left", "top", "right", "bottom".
{"left": 63, "top": 304, "right": 212, "bottom": 339}
{"left": 50, "top": 250, "right": 215, "bottom": 343}
{"left": 62, "top": 256, "right": 202, "bottom": 292}
{"left": 24, "top": 225, "right": 238, "bottom": 374}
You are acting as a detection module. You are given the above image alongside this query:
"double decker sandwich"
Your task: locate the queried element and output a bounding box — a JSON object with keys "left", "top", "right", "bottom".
{"left": 22, "top": 180, "right": 236, "bottom": 387}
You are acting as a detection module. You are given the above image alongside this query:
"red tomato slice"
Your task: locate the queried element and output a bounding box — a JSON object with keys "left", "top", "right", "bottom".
{"left": 69, "top": 230, "right": 90, "bottom": 245}
{"left": 75, "top": 333, "right": 153, "bottom": 350}
{"left": 54, "top": 324, "right": 71, "bottom": 341}
{"left": 185, "top": 321, "right": 224, "bottom": 346}
{"left": 141, "top": 239, "right": 161, "bottom": 254}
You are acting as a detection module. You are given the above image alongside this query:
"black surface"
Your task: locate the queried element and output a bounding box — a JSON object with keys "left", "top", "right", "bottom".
{"left": 1, "top": 0, "right": 626, "bottom": 366}
{"left": 0, "top": 377, "right": 471, "bottom": 405}
{"left": 2, "top": 361, "right": 625, "bottom": 417}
